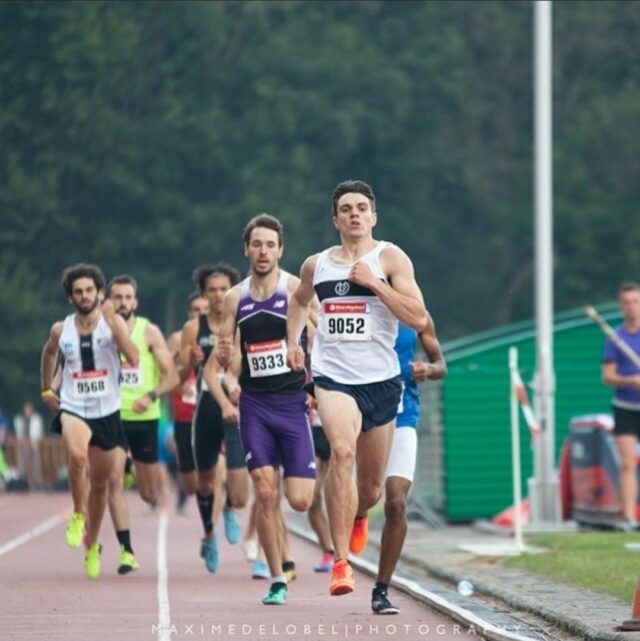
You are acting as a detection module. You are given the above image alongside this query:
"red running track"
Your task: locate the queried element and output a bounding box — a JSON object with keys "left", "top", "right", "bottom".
{"left": 0, "top": 493, "right": 482, "bottom": 641}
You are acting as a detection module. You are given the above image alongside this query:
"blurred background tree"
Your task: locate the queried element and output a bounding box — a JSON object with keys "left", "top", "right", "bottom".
{"left": 1, "top": 0, "right": 638, "bottom": 415}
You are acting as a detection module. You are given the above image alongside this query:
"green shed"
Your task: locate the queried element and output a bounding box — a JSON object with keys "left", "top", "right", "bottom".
{"left": 411, "top": 303, "right": 623, "bottom": 523}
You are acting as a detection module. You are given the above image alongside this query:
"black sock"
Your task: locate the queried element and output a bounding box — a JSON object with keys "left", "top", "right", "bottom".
{"left": 375, "top": 582, "right": 388, "bottom": 593}
{"left": 116, "top": 530, "right": 134, "bottom": 554}
{"left": 124, "top": 456, "right": 133, "bottom": 475}
{"left": 196, "top": 491, "right": 214, "bottom": 535}
{"left": 282, "top": 560, "right": 295, "bottom": 572}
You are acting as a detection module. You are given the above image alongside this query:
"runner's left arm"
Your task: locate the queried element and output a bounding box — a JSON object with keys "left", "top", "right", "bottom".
{"left": 350, "top": 245, "right": 427, "bottom": 332}
{"left": 411, "top": 313, "right": 447, "bottom": 382}
{"left": 147, "top": 323, "right": 180, "bottom": 397}
{"left": 103, "top": 300, "right": 139, "bottom": 365}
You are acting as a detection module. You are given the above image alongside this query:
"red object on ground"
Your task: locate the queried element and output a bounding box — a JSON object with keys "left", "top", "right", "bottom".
{"left": 492, "top": 499, "right": 530, "bottom": 528}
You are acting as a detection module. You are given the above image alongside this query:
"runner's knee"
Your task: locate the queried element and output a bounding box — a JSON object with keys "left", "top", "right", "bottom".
{"left": 68, "top": 449, "right": 88, "bottom": 471}
{"left": 255, "top": 483, "right": 279, "bottom": 511}
{"left": 359, "top": 482, "right": 383, "bottom": 511}
{"left": 330, "top": 442, "right": 355, "bottom": 468}
{"left": 139, "top": 485, "right": 157, "bottom": 504}
{"left": 285, "top": 487, "right": 313, "bottom": 512}
{"left": 384, "top": 493, "right": 407, "bottom": 523}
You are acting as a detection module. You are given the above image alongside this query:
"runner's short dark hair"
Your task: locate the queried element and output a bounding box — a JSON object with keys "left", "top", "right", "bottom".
{"left": 618, "top": 282, "right": 640, "bottom": 296}
{"left": 242, "top": 213, "right": 284, "bottom": 247}
{"left": 106, "top": 274, "right": 138, "bottom": 297}
{"left": 192, "top": 262, "right": 241, "bottom": 294}
{"left": 331, "top": 180, "right": 376, "bottom": 216}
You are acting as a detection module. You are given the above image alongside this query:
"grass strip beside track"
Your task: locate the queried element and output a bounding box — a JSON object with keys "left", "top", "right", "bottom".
{"left": 503, "top": 532, "right": 640, "bottom": 602}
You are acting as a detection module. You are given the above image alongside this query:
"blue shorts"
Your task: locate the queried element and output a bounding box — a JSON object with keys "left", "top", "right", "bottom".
{"left": 238, "top": 390, "right": 316, "bottom": 479}
{"left": 313, "top": 376, "right": 402, "bottom": 432}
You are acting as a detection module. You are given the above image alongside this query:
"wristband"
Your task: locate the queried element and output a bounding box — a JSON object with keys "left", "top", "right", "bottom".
{"left": 148, "top": 390, "right": 158, "bottom": 402}
{"left": 41, "top": 388, "right": 55, "bottom": 399}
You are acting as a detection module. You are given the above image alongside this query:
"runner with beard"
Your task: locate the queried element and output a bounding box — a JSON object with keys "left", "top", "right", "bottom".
{"left": 40, "top": 263, "right": 139, "bottom": 579}
{"left": 105, "top": 274, "right": 179, "bottom": 574}
{"left": 215, "top": 214, "right": 316, "bottom": 605}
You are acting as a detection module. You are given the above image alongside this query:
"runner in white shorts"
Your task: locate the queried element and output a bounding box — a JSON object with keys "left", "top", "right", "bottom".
{"left": 372, "top": 316, "right": 446, "bottom": 614}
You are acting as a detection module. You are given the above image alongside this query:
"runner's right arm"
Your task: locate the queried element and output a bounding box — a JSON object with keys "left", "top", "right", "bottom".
{"left": 215, "top": 286, "right": 240, "bottom": 369}
{"left": 177, "top": 318, "right": 202, "bottom": 385}
{"left": 40, "top": 322, "right": 64, "bottom": 413}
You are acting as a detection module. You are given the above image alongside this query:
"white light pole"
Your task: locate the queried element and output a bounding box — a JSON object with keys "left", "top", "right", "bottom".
{"left": 529, "top": 0, "right": 560, "bottom": 524}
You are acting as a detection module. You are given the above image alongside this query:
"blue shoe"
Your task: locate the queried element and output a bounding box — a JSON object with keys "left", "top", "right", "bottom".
{"left": 200, "top": 537, "right": 218, "bottom": 573}
{"left": 251, "top": 559, "right": 270, "bottom": 580}
{"left": 223, "top": 509, "right": 241, "bottom": 544}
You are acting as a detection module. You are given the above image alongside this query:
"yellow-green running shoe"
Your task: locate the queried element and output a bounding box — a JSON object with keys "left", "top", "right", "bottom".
{"left": 65, "top": 512, "right": 85, "bottom": 549}
{"left": 117, "top": 545, "right": 140, "bottom": 575}
{"left": 84, "top": 543, "right": 102, "bottom": 580}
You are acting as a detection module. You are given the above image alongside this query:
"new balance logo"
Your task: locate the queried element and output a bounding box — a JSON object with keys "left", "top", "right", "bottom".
{"left": 240, "top": 303, "right": 255, "bottom": 311}
{"left": 273, "top": 300, "right": 285, "bottom": 309}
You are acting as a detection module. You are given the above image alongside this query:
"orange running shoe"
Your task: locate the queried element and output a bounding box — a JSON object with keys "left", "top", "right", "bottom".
{"left": 329, "top": 559, "right": 355, "bottom": 596}
{"left": 349, "top": 515, "right": 368, "bottom": 555}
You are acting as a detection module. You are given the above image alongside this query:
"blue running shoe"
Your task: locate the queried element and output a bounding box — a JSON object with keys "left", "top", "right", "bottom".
{"left": 200, "top": 537, "right": 218, "bottom": 573}
{"left": 223, "top": 509, "right": 241, "bottom": 544}
{"left": 251, "top": 559, "right": 270, "bottom": 580}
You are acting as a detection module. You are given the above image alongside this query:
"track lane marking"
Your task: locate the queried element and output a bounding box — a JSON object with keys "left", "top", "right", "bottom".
{"left": 156, "top": 508, "right": 171, "bottom": 641}
{"left": 0, "top": 508, "right": 70, "bottom": 558}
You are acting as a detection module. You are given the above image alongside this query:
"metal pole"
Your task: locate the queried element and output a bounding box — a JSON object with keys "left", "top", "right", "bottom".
{"left": 530, "top": 0, "right": 560, "bottom": 524}
{"left": 509, "top": 347, "right": 525, "bottom": 551}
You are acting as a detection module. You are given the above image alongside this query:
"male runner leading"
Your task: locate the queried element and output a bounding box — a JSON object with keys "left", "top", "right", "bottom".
{"left": 287, "top": 179, "right": 428, "bottom": 597}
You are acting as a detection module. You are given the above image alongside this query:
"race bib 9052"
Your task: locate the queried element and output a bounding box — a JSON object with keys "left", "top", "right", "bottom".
{"left": 323, "top": 302, "right": 371, "bottom": 341}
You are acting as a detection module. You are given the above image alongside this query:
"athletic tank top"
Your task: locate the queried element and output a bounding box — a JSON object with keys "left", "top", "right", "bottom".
{"left": 196, "top": 314, "right": 218, "bottom": 394}
{"left": 236, "top": 271, "right": 306, "bottom": 393}
{"left": 394, "top": 324, "right": 420, "bottom": 428}
{"left": 119, "top": 316, "right": 160, "bottom": 421}
{"left": 58, "top": 314, "right": 121, "bottom": 418}
{"left": 311, "top": 241, "right": 400, "bottom": 385}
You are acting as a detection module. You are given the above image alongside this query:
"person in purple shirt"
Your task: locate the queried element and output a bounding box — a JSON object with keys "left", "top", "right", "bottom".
{"left": 215, "top": 214, "right": 316, "bottom": 606}
{"left": 602, "top": 281, "right": 640, "bottom": 529}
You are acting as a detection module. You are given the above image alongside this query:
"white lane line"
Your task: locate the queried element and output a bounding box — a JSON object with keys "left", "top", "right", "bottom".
{"left": 0, "top": 509, "right": 69, "bottom": 558}
{"left": 156, "top": 509, "right": 171, "bottom": 641}
{"left": 287, "top": 520, "right": 535, "bottom": 641}
{"left": 353, "top": 554, "right": 536, "bottom": 641}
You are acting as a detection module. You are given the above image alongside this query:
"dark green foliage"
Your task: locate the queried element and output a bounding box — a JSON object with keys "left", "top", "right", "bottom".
{"left": 0, "top": 1, "right": 637, "bottom": 415}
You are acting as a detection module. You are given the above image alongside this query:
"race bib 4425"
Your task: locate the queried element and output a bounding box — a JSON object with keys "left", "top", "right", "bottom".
{"left": 120, "top": 363, "right": 142, "bottom": 389}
